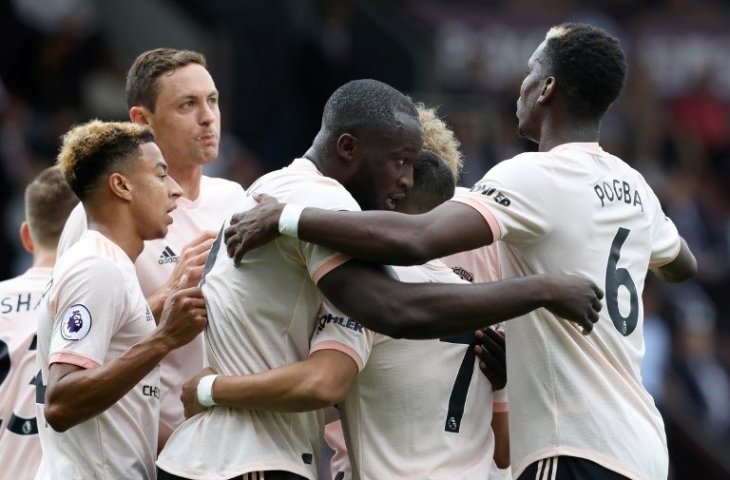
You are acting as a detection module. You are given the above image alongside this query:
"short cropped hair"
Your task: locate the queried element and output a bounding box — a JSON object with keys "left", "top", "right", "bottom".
{"left": 417, "top": 103, "right": 463, "bottom": 181}
{"left": 57, "top": 120, "right": 155, "bottom": 201}
{"left": 543, "top": 23, "right": 627, "bottom": 120}
{"left": 126, "top": 48, "right": 207, "bottom": 111}
{"left": 400, "top": 150, "right": 456, "bottom": 214}
{"left": 321, "top": 79, "right": 419, "bottom": 143}
{"left": 24, "top": 166, "right": 79, "bottom": 249}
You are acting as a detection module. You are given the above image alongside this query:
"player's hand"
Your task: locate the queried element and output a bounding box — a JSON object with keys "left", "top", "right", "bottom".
{"left": 158, "top": 274, "right": 207, "bottom": 351}
{"left": 181, "top": 367, "right": 217, "bottom": 418}
{"left": 543, "top": 274, "right": 604, "bottom": 334}
{"left": 167, "top": 230, "right": 217, "bottom": 289}
{"left": 224, "top": 193, "right": 284, "bottom": 267}
{"left": 474, "top": 327, "right": 506, "bottom": 390}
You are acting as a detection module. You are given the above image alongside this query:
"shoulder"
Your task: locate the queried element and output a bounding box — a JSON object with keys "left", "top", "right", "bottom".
{"left": 58, "top": 241, "right": 126, "bottom": 286}
{"left": 201, "top": 176, "right": 246, "bottom": 196}
{"left": 246, "top": 159, "right": 360, "bottom": 211}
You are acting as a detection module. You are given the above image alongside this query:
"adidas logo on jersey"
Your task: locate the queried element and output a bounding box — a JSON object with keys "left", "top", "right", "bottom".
{"left": 158, "top": 246, "right": 179, "bottom": 264}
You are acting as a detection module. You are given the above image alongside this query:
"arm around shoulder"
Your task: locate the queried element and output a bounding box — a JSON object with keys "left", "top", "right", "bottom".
{"left": 298, "top": 201, "right": 492, "bottom": 266}
{"left": 317, "top": 261, "right": 602, "bottom": 339}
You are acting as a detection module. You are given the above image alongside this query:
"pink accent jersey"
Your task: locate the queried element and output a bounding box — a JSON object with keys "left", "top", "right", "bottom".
{"left": 35, "top": 231, "right": 159, "bottom": 479}
{"left": 0, "top": 267, "right": 52, "bottom": 480}
{"left": 157, "top": 159, "right": 358, "bottom": 480}
{"left": 452, "top": 142, "right": 681, "bottom": 480}
{"left": 312, "top": 260, "right": 507, "bottom": 479}
{"left": 58, "top": 175, "right": 245, "bottom": 431}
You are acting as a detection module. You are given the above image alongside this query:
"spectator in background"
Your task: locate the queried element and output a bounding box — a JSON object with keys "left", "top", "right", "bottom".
{"left": 670, "top": 282, "right": 730, "bottom": 439}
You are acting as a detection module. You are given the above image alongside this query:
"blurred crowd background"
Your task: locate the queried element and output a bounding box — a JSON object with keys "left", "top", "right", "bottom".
{"left": 0, "top": 1, "right": 728, "bottom": 478}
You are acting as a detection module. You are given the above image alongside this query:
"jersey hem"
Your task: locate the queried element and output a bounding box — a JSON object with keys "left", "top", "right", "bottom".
{"left": 155, "top": 459, "right": 315, "bottom": 480}
{"left": 512, "top": 445, "right": 654, "bottom": 480}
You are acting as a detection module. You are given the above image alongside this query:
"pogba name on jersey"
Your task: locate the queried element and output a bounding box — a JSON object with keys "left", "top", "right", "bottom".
{"left": 594, "top": 178, "right": 644, "bottom": 212}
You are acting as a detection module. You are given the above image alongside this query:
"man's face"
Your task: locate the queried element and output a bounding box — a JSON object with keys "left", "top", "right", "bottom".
{"left": 345, "top": 112, "right": 422, "bottom": 211}
{"left": 128, "top": 142, "right": 182, "bottom": 240}
{"left": 516, "top": 41, "right": 547, "bottom": 143}
{"left": 145, "top": 63, "right": 221, "bottom": 169}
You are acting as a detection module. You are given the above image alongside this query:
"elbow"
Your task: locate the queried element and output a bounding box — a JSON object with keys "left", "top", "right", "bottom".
{"left": 378, "top": 231, "right": 433, "bottom": 266}
{"left": 494, "top": 451, "right": 510, "bottom": 470}
{"left": 307, "top": 375, "right": 349, "bottom": 408}
{"left": 44, "top": 402, "right": 73, "bottom": 432}
{"left": 391, "top": 241, "right": 433, "bottom": 266}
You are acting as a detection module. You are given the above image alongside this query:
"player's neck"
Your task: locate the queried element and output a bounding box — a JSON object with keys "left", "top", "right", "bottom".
{"left": 86, "top": 209, "right": 144, "bottom": 262}
{"left": 537, "top": 120, "right": 600, "bottom": 152}
{"left": 32, "top": 249, "right": 56, "bottom": 269}
{"left": 167, "top": 164, "right": 203, "bottom": 201}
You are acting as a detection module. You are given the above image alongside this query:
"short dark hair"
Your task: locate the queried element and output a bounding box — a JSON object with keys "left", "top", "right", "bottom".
{"left": 25, "top": 166, "right": 79, "bottom": 249}
{"left": 399, "top": 150, "right": 456, "bottom": 214}
{"left": 321, "top": 79, "right": 419, "bottom": 143}
{"left": 126, "top": 48, "right": 207, "bottom": 111}
{"left": 542, "top": 23, "right": 627, "bottom": 119}
{"left": 57, "top": 121, "right": 155, "bottom": 201}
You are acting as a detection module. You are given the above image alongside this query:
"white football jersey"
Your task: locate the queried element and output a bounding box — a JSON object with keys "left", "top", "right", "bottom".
{"left": 312, "top": 260, "right": 507, "bottom": 479}
{"left": 453, "top": 142, "right": 681, "bottom": 480}
{"left": 0, "top": 267, "right": 51, "bottom": 480}
{"left": 36, "top": 230, "right": 159, "bottom": 479}
{"left": 157, "top": 159, "right": 359, "bottom": 479}
{"left": 58, "top": 175, "right": 245, "bottom": 431}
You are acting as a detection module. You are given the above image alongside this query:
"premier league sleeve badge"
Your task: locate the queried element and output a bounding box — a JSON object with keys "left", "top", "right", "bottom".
{"left": 61, "top": 304, "right": 92, "bottom": 340}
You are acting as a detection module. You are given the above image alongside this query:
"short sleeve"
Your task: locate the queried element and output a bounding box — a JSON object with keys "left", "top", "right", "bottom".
{"left": 646, "top": 189, "right": 682, "bottom": 268}
{"left": 310, "top": 298, "right": 374, "bottom": 372}
{"left": 452, "top": 155, "right": 553, "bottom": 245}
{"left": 57, "top": 204, "right": 88, "bottom": 257}
{"left": 288, "top": 181, "right": 362, "bottom": 284}
{"left": 49, "top": 258, "right": 125, "bottom": 369}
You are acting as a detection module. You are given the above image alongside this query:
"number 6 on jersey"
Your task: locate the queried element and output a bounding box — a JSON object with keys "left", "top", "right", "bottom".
{"left": 605, "top": 227, "right": 639, "bottom": 336}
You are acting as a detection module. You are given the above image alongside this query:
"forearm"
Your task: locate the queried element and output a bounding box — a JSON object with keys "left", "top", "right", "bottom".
{"left": 212, "top": 352, "right": 355, "bottom": 412}
{"left": 388, "top": 276, "right": 553, "bottom": 338}
{"left": 491, "top": 411, "right": 510, "bottom": 468}
{"left": 45, "top": 335, "right": 171, "bottom": 431}
{"left": 298, "top": 202, "right": 490, "bottom": 265}
{"left": 299, "top": 208, "right": 427, "bottom": 265}
{"left": 338, "top": 274, "right": 552, "bottom": 339}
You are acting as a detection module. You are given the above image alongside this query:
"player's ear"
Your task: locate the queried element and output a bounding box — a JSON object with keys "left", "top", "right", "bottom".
{"left": 19, "top": 221, "right": 35, "bottom": 254}
{"left": 537, "top": 76, "right": 556, "bottom": 104}
{"left": 109, "top": 172, "right": 133, "bottom": 202}
{"left": 336, "top": 133, "right": 359, "bottom": 164}
{"left": 129, "top": 106, "right": 151, "bottom": 126}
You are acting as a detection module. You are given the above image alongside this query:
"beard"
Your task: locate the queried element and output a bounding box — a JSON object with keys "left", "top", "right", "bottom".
{"left": 343, "top": 161, "right": 379, "bottom": 211}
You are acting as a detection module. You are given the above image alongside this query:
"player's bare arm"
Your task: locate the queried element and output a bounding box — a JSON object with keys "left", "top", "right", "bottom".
{"left": 225, "top": 194, "right": 492, "bottom": 267}
{"left": 652, "top": 237, "right": 697, "bottom": 283}
{"left": 491, "top": 411, "right": 510, "bottom": 469}
{"left": 180, "top": 349, "right": 358, "bottom": 418}
{"left": 44, "top": 285, "right": 207, "bottom": 432}
{"left": 146, "top": 230, "right": 217, "bottom": 320}
{"left": 317, "top": 260, "right": 603, "bottom": 339}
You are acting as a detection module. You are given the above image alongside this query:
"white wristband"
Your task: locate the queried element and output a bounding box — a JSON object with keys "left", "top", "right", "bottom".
{"left": 197, "top": 374, "right": 218, "bottom": 407}
{"left": 278, "top": 204, "right": 305, "bottom": 238}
